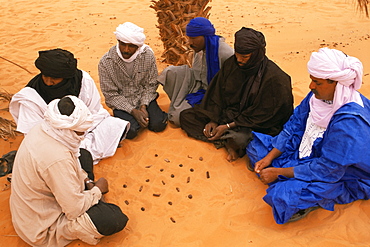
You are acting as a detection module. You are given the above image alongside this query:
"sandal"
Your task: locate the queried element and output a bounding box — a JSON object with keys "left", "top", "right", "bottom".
{"left": 287, "top": 206, "right": 320, "bottom": 223}
{"left": 0, "top": 150, "right": 17, "bottom": 177}
{"left": 246, "top": 155, "right": 254, "bottom": 172}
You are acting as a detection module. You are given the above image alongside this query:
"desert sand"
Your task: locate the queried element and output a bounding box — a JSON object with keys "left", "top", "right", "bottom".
{"left": 1, "top": 0, "right": 370, "bottom": 246}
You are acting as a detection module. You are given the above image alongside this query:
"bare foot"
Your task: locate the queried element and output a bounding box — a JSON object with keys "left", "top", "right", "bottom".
{"left": 226, "top": 147, "right": 239, "bottom": 162}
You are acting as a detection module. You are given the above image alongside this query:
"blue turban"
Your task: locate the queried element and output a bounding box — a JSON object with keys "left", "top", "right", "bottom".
{"left": 185, "top": 17, "right": 220, "bottom": 106}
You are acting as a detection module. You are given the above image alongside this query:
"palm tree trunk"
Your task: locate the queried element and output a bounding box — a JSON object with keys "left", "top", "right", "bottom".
{"left": 150, "top": 0, "right": 212, "bottom": 66}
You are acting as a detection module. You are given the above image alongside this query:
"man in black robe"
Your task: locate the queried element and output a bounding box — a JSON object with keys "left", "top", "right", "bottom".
{"left": 180, "top": 27, "right": 294, "bottom": 162}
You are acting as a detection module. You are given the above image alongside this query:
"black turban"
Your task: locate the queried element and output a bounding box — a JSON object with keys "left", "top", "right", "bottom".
{"left": 27, "top": 48, "right": 82, "bottom": 104}
{"left": 35, "top": 48, "right": 77, "bottom": 78}
{"left": 234, "top": 27, "right": 267, "bottom": 72}
{"left": 234, "top": 27, "right": 266, "bottom": 55}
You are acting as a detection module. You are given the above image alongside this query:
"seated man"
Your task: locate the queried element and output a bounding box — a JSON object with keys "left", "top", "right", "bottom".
{"left": 246, "top": 47, "right": 370, "bottom": 224}
{"left": 9, "top": 48, "right": 129, "bottom": 164}
{"left": 180, "top": 27, "right": 293, "bottom": 162}
{"left": 99, "top": 22, "right": 167, "bottom": 139}
{"left": 10, "top": 96, "right": 128, "bottom": 246}
{"left": 158, "top": 17, "right": 234, "bottom": 126}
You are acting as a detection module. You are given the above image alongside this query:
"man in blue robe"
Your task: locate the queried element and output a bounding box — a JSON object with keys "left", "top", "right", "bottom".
{"left": 246, "top": 47, "right": 370, "bottom": 224}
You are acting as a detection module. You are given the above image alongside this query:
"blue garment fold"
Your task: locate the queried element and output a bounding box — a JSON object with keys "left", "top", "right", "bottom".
{"left": 204, "top": 35, "right": 220, "bottom": 84}
{"left": 185, "top": 89, "right": 206, "bottom": 107}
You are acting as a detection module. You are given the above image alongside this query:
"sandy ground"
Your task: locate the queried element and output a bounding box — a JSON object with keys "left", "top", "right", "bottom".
{"left": 1, "top": 0, "right": 370, "bottom": 246}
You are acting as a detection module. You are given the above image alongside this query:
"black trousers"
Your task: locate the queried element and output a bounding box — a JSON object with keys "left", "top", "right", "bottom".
{"left": 113, "top": 99, "right": 168, "bottom": 139}
{"left": 86, "top": 201, "right": 129, "bottom": 236}
{"left": 79, "top": 148, "right": 129, "bottom": 236}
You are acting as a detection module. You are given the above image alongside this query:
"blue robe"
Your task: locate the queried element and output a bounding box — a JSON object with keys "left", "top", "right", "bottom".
{"left": 246, "top": 92, "right": 370, "bottom": 224}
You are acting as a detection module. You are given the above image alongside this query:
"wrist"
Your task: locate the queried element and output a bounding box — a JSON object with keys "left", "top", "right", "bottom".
{"left": 85, "top": 179, "right": 95, "bottom": 189}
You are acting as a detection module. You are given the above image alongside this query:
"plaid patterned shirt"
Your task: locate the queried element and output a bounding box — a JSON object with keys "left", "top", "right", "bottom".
{"left": 98, "top": 45, "right": 159, "bottom": 113}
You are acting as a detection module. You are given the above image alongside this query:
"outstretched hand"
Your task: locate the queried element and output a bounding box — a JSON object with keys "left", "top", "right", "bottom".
{"left": 254, "top": 157, "right": 273, "bottom": 173}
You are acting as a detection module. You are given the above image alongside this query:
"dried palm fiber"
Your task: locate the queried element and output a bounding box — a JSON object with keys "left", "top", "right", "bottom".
{"left": 0, "top": 90, "right": 19, "bottom": 140}
{"left": 356, "top": 0, "right": 369, "bottom": 17}
{"left": 150, "top": 0, "right": 212, "bottom": 66}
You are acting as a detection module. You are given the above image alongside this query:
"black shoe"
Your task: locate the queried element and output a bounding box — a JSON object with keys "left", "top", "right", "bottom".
{"left": 0, "top": 150, "right": 17, "bottom": 177}
{"left": 287, "top": 206, "right": 320, "bottom": 223}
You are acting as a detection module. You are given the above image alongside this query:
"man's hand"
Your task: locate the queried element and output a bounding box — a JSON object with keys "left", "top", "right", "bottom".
{"left": 94, "top": 177, "right": 109, "bottom": 194}
{"left": 259, "top": 167, "right": 280, "bottom": 184}
{"left": 132, "top": 105, "right": 149, "bottom": 128}
{"left": 254, "top": 157, "right": 273, "bottom": 173}
{"left": 204, "top": 122, "right": 229, "bottom": 141}
{"left": 259, "top": 167, "right": 294, "bottom": 185}
{"left": 208, "top": 125, "right": 228, "bottom": 141}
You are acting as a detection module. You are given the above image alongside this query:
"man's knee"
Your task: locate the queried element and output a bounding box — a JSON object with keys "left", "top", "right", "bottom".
{"left": 126, "top": 127, "right": 139, "bottom": 139}
{"left": 149, "top": 115, "right": 168, "bottom": 133}
{"left": 87, "top": 201, "right": 129, "bottom": 236}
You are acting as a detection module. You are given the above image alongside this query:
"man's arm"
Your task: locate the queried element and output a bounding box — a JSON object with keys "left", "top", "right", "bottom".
{"left": 139, "top": 50, "right": 159, "bottom": 106}
{"left": 44, "top": 158, "right": 102, "bottom": 220}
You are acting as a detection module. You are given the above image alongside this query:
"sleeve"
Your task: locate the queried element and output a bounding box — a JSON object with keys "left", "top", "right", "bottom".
{"left": 140, "top": 51, "right": 159, "bottom": 106}
{"left": 79, "top": 71, "right": 110, "bottom": 130}
{"left": 272, "top": 95, "right": 311, "bottom": 153}
{"left": 43, "top": 157, "right": 102, "bottom": 220}
{"left": 98, "top": 58, "right": 136, "bottom": 113}
{"left": 294, "top": 114, "right": 367, "bottom": 183}
{"left": 234, "top": 68, "right": 293, "bottom": 134}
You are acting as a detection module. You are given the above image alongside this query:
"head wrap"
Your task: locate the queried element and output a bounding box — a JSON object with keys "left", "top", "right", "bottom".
{"left": 234, "top": 27, "right": 266, "bottom": 55}
{"left": 41, "top": 96, "right": 93, "bottom": 158}
{"left": 114, "top": 22, "right": 146, "bottom": 47}
{"left": 35, "top": 48, "right": 77, "bottom": 78}
{"left": 114, "top": 22, "right": 150, "bottom": 63}
{"left": 186, "top": 17, "right": 216, "bottom": 37}
{"left": 307, "top": 47, "right": 364, "bottom": 128}
{"left": 28, "top": 48, "right": 82, "bottom": 104}
{"left": 184, "top": 17, "right": 220, "bottom": 106}
{"left": 234, "top": 27, "right": 266, "bottom": 73}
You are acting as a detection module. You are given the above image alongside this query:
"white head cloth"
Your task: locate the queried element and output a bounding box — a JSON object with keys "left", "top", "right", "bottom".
{"left": 307, "top": 47, "right": 364, "bottom": 128}
{"left": 114, "top": 22, "right": 150, "bottom": 63}
{"left": 41, "top": 96, "right": 93, "bottom": 158}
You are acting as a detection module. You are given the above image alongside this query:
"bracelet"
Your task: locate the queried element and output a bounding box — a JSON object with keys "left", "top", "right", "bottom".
{"left": 86, "top": 179, "right": 95, "bottom": 184}
{"left": 226, "top": 123, "right": 231, "bottom": 129}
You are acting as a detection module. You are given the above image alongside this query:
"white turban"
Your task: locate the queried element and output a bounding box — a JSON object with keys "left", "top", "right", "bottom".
{"left": 42, "top": 96, "right": 93, "bottom": 158}
{"left": 308, "top": 47, "right": 363, "bottom": 90}
{"left": 114, "top": 22, "right": 146, "bottom": 47}
{"left": 307, "top": 47, "right": 364, "bottom": 128}
{"left": 114, "top": 22, "right": 152, "bottom": 63}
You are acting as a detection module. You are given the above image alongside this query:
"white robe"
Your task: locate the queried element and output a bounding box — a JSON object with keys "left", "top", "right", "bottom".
{"left": 9, "top": 70, "right": 130, "bottom": 164}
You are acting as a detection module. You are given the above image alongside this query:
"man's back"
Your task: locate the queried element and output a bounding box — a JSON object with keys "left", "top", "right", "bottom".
{"left": 10, "top": 124, "right": 85, "bottom": 246}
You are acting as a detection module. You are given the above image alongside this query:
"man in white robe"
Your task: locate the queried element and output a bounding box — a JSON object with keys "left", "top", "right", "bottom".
{"left": 9, "top": 48, "right": 129, "bottom": 164}
{"left": 10, "top": 96, "right": 128, "bottom": 246}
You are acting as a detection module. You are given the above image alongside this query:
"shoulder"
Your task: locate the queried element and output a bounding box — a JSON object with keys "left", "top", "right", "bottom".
{"left": 99, "top": 46, "right": 117, "bottom": 63}
{"left": 140, "top": 46, "right": 156, "bottom": 59}
{"left": 263, "top": 59, "right": 291, "bottom": 81}
{"left": 218, "top": 37, "right": 234, "bottom": 57}
{"left": 22, "top": 125, "right": 74, "bottom": 168}
{"left": 335, "top": 94, "right": 370, "bottom": 125}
